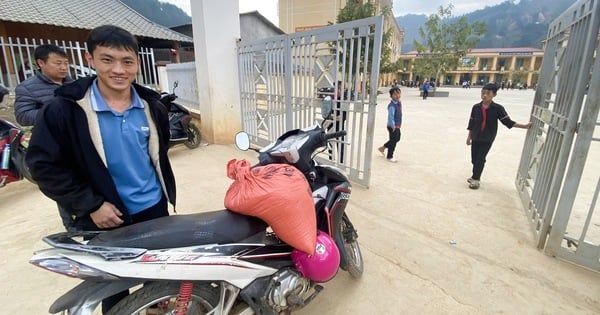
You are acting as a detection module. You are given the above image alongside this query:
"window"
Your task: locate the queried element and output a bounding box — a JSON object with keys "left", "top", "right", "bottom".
{"left": 480, "top": 59, "right": 488, "bottom": 70}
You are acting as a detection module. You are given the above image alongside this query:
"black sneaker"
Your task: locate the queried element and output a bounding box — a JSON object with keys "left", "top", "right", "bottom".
{"left": 468, "top": 180, "right": 480, "bottom": 189}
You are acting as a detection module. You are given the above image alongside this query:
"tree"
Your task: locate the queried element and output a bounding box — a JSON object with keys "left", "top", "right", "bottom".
{"left": 335, "top": 1, "right": 394, "bottom": 74}
{"left": 413, "top": 5, "right": 486, "bottom": 87}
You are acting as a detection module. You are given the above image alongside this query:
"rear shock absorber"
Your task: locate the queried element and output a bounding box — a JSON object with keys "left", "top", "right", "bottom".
{"left": 175, "top": 282, "right": 194, "bottom": 315}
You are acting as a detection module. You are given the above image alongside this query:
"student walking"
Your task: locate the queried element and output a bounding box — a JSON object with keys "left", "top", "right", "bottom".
{"left": 422, "top": 81, "right": 430, "bottom": 100}
{"left": 466, "top": 83, "right": 531, "bottom": 189}
{"left": 378, "top": 87, "right": 402, "bottom": 163}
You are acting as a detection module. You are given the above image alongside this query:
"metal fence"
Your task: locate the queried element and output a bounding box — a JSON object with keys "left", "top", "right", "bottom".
{"left": 237, "top": 16, "right": 384, "bottom": 187}
{"left": 0, "top": 36, "right": 158, "bottom": 89}
{"left": 515, "top": 0, "right": 600, "bottom": 271}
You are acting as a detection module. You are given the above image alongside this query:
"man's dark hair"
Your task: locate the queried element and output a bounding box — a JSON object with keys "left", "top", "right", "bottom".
{"left": 389, "top": 86, "right": 401, "bottom": 97}
{"left": 33, "top": 44, "right": 68, "bottom": 68}
{"left": 482, "top": 83, "right": 499, "bottom": 93}
{"left": 86, "top": 25, "right": 139, "bottom": 54}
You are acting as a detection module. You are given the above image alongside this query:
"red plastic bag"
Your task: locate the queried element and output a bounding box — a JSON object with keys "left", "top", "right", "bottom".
{"left": 224, "top": 159, "right": 316, "bottom": 254}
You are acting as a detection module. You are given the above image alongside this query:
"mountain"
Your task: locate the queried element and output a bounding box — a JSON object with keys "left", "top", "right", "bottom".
{"left": 121, "top": 0, "right": 191, "bottom": 28}
{"left": 397, "top": 0, "right": 575, "bottom": 52}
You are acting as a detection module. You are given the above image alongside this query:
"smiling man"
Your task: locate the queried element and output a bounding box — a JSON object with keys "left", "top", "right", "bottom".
{"left": 27, "top": 24, "right": 176, "bottom": 232}
{"left": 26, "top": 24, "right": 177, "bottom": 313}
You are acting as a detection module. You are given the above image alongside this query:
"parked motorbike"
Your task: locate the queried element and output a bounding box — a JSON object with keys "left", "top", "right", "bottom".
{"left": 0, "top": 86, "right": 34, "bottom": 187}
{"left": 29, "top": 124, "right": 363, "bottom": 314}
{"left": 161, "top": 81, "right": 202, "bottom": 149}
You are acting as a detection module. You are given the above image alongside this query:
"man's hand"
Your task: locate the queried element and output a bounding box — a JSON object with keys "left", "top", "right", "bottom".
{"left": 90, "top": 201, "right": 124, "bottom": 229}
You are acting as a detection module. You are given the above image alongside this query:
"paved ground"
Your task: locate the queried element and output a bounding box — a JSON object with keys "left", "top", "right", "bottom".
{"left": 1, "top": 86, "right": 599, "bottom": 314}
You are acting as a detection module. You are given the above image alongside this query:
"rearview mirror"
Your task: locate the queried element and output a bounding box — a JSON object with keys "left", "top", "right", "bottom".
{"left": 235, "top": 132, "right": 250, "bottom": 151}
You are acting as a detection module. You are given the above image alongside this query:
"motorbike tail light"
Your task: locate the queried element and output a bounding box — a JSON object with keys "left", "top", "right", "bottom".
{"left": 181, "top": 115, "right": 192, "bottom": 125}
{"left": 30, "top": 258, "right": 118, "bottom": 281}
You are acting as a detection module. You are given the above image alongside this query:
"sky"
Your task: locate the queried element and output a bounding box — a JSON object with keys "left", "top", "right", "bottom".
{"left": 160, "top": 0, "right": 279, "bottom": 25}
{"left": 161, "top": 0, "right": 518, "bottom": 26}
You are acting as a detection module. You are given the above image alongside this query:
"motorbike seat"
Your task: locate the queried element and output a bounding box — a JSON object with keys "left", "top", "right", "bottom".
{"left": 88, "top": 209, "right": 268, "bottom": 250}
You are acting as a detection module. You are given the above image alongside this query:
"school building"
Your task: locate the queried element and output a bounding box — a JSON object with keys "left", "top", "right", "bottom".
{"left": 397, "top": 47, "right": 544, "bottom": 88}
{"left": 278, "top": 0, "right": 405, "bottom": 85}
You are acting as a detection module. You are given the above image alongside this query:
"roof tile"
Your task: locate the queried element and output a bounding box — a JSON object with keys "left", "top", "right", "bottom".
{"left": 0, "top": 0, "right": 192, "bottom": 42}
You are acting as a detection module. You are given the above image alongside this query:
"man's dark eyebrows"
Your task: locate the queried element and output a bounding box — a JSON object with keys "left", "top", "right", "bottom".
{"left": 97, "top": 53, "right": 135, "bottom": 61}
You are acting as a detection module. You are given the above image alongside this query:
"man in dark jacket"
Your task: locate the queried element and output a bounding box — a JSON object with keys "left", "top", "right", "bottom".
{"left": 14, "top": 44, "right": 73, "bottom": 126}
{"left": 26, "top": 24, "right": 176, "bottom": 313}
{"left": 27, "top": 25, "right": 175, "bottom": 232}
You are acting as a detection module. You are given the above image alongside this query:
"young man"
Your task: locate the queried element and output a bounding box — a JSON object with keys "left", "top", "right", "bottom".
{"left": 378, "top": 86, "right": 402, "bottom": 163}
{"left": 14, "top": 44, "right": 72, "bottom": 126}
{"left": 466, "top": 83, "right": 532, "bottom": 189}
{"left": 27, "top": 24, "right": 175, "bottom": 230}
{"left": 25, "top": 25, "right": 176, "bottom": 312}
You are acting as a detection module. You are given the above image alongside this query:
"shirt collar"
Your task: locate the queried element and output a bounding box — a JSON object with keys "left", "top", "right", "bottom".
{"left": 90, "top": 79, "right": 144, "bottom": 112}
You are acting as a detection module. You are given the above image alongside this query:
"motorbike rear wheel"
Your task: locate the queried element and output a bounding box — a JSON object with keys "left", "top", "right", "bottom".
{"left": 105, "top": 282, "right": 218, "bottom": 315}
{"left": 185, "top": 123, "right": 202, "bottom": 149}
{"left": 340, "top": 214, "right": 364, "bottom": 278}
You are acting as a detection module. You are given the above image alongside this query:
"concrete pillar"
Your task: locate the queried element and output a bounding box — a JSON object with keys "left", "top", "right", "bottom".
{"left": 190, "top": 0, "right": 242, "bottom": 144}
{"left": 530, "top": 56, "right": 537, "bottom": 71}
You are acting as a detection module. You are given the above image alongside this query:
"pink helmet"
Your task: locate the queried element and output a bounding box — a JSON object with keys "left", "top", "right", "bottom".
{"left": 291, "top": 231, "right": 340, "bottom": 282}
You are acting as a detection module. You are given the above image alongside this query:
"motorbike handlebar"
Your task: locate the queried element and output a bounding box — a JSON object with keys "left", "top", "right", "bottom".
{"left": 160, "top": 94, "right": 177, "bottom": 104}
{"left": 322, "top": 130, "right": 346, "bottom": 142}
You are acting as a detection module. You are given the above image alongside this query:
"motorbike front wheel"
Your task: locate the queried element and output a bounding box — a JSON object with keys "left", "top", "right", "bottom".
{"left": 185, "top": 123, "right": 202, "bottom": 149}
{"left": 106, "top": 282, "right": 219, "bottom": 315}
{"left": 339, "top": 213, "right": 364, "bottom": 278}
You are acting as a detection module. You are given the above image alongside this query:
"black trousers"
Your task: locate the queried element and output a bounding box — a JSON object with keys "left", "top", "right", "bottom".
{"left": 327, "top": 110, "right": 347, "bottom": 163}
{"left": 471, "top": 141, "right": 493, "bottom": 180}
{"left": 102, "top": 195, "right": 168, "bottom": 313}
{"left": 384, "top": 127, "right": 401, "bottom": 159}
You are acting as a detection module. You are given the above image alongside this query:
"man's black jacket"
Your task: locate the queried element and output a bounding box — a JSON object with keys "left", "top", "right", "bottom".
{"left": 26, "top": 76, "right": 176, "bottom": 231}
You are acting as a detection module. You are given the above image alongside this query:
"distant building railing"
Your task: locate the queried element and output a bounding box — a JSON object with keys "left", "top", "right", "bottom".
{"left": 0, "top": 36, "right": 158, "bottom": 89}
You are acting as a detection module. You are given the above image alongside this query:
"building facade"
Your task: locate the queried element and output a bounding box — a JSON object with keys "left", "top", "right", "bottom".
{"left": 397, "top": 47, "right": 544, "bottom": 88}
{"left": 278, "top": 0, "right": 404, "bottom": 84}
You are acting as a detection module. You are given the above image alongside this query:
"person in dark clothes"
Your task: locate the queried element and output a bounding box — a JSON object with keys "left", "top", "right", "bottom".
{"left": 14, "top": 44, "right": 72, "bottom": 126}
{"left": 26, "top": 25, "right": 176, "bottom": 313}
{"left": 466, "top": 83, "right": 531, "bottom": 189}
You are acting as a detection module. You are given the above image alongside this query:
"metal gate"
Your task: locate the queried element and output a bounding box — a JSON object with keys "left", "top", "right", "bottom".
{"left": 237, "top": 16, "right": 384, "bottom": 187}
{"left": 516, "top": 0, "right": 600, "bottom": 271}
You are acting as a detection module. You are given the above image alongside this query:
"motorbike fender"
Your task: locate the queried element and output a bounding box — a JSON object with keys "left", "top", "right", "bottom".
{"left": 49, "top": 279, "right": 143, "bottom": 314}
{"left": 180, "top": 114, "right": 192, "bottom": 129}
{"left": 330, "top": 194, "right": 351, "bottom": 269}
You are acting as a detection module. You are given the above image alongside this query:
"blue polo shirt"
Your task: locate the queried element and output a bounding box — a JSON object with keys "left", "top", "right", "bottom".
{"left": 90, "top": 80, "right": 162, "bottom": 215}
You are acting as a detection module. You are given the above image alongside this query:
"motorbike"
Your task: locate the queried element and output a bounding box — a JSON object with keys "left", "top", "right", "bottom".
{"left": 161, "top": 81, "right": 202, "bottom": 149}
{"left": 29, "top": 124, "right": 363, "bottom": 314}
{"left": 0, "top": 86, "right": 34, "bottom": 187}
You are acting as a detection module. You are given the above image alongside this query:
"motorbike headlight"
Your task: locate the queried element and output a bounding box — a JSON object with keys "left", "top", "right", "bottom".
{"left": 30, "top": 258, "right": 118, "bottom": 281}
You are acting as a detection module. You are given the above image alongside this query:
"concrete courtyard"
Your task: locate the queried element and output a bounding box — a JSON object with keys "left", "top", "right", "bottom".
{"left": 1, "top": 86, "right": 599, "bottom": 314}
